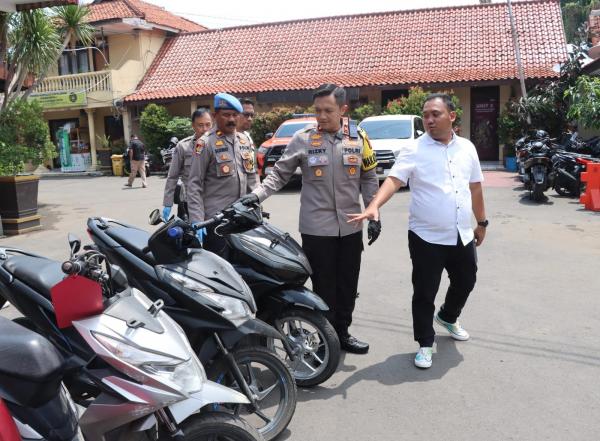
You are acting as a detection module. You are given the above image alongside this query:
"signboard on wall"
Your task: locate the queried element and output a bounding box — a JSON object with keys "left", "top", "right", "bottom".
{"left": 29, "top": 90, "right": 87, "bottom": 109}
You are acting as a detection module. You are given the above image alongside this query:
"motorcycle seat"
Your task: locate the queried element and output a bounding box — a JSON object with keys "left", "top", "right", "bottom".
{"left": 3, "top": 255, "right": 64, "bottom": 299}
{"left": 0, "top": 317, "right": 64, "bottom": 407}
{"left": 105, "top": 226, "right": 156, "bottom": 265}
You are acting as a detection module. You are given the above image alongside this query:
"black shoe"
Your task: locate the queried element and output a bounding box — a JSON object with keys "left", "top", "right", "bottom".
{"left": 339, "top": 335, "right": 369, "bottom": 354}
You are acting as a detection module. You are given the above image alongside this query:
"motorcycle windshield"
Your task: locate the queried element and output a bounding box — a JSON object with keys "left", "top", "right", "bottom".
{"left": 230, "top": 223, "right": 311, "bottom": 273}
{"left": 166, "top": 249, "right": 253, "bottom": 302}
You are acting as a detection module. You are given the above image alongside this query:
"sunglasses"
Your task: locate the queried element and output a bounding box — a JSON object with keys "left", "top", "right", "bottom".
{"left": 242, "top": 112, "right": 255, "bottom": 118}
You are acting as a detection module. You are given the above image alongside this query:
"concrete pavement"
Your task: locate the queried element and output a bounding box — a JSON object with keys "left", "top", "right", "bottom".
{"left": 1, "top": 172, "right": 599, "bottom": 440}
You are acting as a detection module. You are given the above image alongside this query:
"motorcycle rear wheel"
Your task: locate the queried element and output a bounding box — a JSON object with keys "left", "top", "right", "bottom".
{"left": 531, "top": 183, "right": 546, "bottom": 202}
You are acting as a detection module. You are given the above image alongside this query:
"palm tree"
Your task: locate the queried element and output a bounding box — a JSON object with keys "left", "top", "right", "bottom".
{"left": 23, "top": 4, "right": 94, "bottom": 100}
{"left": 1, "top": 9, "right": 61, "bottom": 109}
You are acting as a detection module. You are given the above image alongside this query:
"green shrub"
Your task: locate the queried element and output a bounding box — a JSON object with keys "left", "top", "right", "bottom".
{"left": 0, "top": 99, "right": 56, "bottom": 175}
{"left": 350, "top": 102, "right": 381, "bottom": 122}
{"left": 139, "top": 103, "right": 171, "bottom": 155}
{"left": 251, "top": 106, "right": 305, "bottom": 147}
{"left": 166, "top": 116, "right": 194, "bottom": 140}
{"left": 383, "top": 86, "right": 463, "bottom": 127}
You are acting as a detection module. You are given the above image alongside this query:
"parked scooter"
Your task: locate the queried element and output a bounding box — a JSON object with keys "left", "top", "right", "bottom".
{"left": 86, "top": 211, "right": 296, "bottom": 441}
{"left": 206, "top": 201, "right": 341, "bottom": 387}
{"left": 0, "top": 239, "right": 263, "bottom": 441}
{"left": 162, "top": 201, "right": 340, "bottom": 386}
{"left": 160, "top": 137, "right": 179, "bottom": 171}
{"left": 519, "top": 131, "right": 555, "bottom": 201}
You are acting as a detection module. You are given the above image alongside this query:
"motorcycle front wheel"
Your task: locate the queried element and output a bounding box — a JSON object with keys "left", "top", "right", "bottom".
{"left": 270, "top": 308, "right": 340, "bottom": 388}
{"left": 531, "top": 182, "right": 546, "bottom": 202}
{"left": 175, "top": 412, "right": 264, "bottom": 441}
{"left": 207, "top": 346, "right": 296, "bottom": 441}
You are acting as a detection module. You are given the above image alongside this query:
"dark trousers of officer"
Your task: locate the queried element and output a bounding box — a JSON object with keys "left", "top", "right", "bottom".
{"left": 408, "top": 230, "right": 477, "bottom": 347}
{"left": 301, "top": 231, "right": 363, "bottom": 337}
{"left": 203, "top": 224, "right": 230, "bottom": 260}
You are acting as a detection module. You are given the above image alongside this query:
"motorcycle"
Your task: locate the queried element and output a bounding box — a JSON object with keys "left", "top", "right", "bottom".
{"left": 519, "top": 133, "right": 555, "bottom": 202}
{"left": 0, "top": 238, "right": 263, "bottom": 441}
{"left": 200, "top": 201, "right": 341, "bottom": 387}
{"left": 160, "top": 137, "right": 179, "bottom": 171}
{"left": 86, "top": 210, "right": 297, "bottom": 441}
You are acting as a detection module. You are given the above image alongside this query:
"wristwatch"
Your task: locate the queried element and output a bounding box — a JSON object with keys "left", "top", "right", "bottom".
{"left": 477, "top": 219, "right": 489, "bottom": 228}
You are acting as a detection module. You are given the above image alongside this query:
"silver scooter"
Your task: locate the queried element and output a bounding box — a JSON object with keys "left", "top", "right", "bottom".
{"left": 0, "top": 238, "right": 263, "bottom": 441}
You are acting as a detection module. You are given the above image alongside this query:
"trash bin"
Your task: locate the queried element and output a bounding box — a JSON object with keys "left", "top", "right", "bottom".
{"left": 111, "top": 154, "right": 124, "bottom": 176}
{"left": 505, "top": 156, "right": 517, "bottom": 172}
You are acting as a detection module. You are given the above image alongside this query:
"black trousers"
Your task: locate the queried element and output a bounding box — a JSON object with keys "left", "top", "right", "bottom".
{"left": 408, "top": 230, "right": 477, "bottom": 347}
{"left": 301, "top": 231, "right": 363, "bottom": 337}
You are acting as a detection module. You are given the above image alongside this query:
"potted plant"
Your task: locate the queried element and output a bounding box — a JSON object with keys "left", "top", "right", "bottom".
{"left": 96, "top": 134, "right": 113, "bottom": 169}
{"left": 0, "top": 99, "right": 56, "bottom": 234}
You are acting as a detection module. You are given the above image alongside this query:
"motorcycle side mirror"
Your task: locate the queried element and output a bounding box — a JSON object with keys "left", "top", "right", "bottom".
{"left": 149, "top": 209, "right": 162, "bottom": 226}
{"left": 68, "top": 233, "right": 81, "bottom": 256}
{"left": 265, "top": 132, "right": 273, "bottom": 140}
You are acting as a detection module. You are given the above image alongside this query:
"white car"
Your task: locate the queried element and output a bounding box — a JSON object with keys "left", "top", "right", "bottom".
{"left": 358, "top": 114, "right": 424, "bottom": 180}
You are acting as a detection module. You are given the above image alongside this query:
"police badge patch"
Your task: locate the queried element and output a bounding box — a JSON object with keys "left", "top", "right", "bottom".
{"left": 194, "top": 139, "right": 205, "bottom": 154}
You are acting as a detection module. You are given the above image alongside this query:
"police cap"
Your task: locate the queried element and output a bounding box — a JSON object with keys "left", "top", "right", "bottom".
{"left": 214, "top": 93, "right": 243, "bottom": 113}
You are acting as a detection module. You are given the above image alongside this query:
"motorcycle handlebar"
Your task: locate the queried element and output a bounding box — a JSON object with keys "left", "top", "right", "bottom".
{"left": 193, "top": 213, "right": 225, "bottom": 230}
{"left": 61, "top": 259, "right": 86, "bottom": 276}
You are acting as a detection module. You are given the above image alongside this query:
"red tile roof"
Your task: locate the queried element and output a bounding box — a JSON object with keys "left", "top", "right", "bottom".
{"left": 125, "top": 0, "right": 567, "bottom": 103}
{"left": 88, "top": 0, "right": 205, "bottom": 33}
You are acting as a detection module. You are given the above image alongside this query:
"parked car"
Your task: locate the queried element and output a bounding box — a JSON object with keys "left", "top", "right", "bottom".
{"left": 256, "top": 115, "right": 317, "bottom": 181}
{"left": 358, "top": 114, "right": 424, "bottom": 180}
{"left": 257, "top": 115, "right": 360, "bottom": 182}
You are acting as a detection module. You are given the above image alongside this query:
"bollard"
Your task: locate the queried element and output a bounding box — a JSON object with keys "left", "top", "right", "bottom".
{"left": 579, "top": 159, "right": 600, "bottom": 212}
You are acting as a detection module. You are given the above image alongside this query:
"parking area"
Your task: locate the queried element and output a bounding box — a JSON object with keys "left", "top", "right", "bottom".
{"left": 1, "top": 172, "right": 599, "bottom": 441}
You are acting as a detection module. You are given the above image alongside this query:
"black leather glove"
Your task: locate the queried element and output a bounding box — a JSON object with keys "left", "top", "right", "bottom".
{"left": 237, "top": 193, "right": 259, "bottom": 206}
{"left": 367, "top": 219, "right": 381, "bottom": 246}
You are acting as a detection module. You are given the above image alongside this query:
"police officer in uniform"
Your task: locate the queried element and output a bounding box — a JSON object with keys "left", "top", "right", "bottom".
{"left": 162, "top": 108, "right": 212, "bottom": 221}
{"left": 237, "top": 98, "right": 256, "bottom": 151}
{"left": 239, "top": 84, "right": 381, "bottom": 354}
{"left": 187, "top": 93, "right": 258, "bottom": 255}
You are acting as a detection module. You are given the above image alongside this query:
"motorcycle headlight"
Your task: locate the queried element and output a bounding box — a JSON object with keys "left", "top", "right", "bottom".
{"left": 158, "top": 268, "right": 254, "bottom": 325}
{"left": 93, "top": 332, "right": 206, "bottom": 393}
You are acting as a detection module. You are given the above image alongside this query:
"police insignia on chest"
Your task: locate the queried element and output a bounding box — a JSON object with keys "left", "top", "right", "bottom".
{"left": 216, "top": 130, "right": 223, "bottom": 137}
{"left": 215, "top": 140, "right": 224, "bottom": 146}
{"left": 244, "top": 161, "right": 254, "bottom": 172}
{"left": 194, "top": 140, "right": 205, "bottom": 154}
{"left": 311, "top": 134, "right": 322, "bottom": 140}
{"left": 241, "top": 151, "right": 252, "bottom": 160}
{"left": 220, "top": 153, "right": 229, "bottom": 161}
{"left": 221, "top": 164, "right": 231, "bottom": 174}
{"left": 349, "top": 166, "right": 357, "bottom": 175}
{"left": 239, "top": 138, "right": 247, "bottom": 145}
{"left": 314, "top": 168, "right": 323, "bottom": 177}
{"left": 311, "top": 141, "right": 322, "bottom": 147}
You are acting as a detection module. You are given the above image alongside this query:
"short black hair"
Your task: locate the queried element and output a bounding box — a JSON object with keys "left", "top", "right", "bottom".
{"left": 313, "top": 83, "right": 346, "bottom": 106}
{"left": 192, "top": 107, "right": 210, "bottom": 122}
{"left": 240, "top": 98, "right": 254, "bottom": 107}
{"left": 423, "top": 93, "right": 456, "bottom": 112}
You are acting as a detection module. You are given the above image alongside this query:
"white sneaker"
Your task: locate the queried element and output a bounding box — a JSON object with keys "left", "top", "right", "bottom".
{"left": 435, "top": 313, "right": 470, "bottom": 341}
{"left": 414, "top": 347, "right": 433, "bottom": 369}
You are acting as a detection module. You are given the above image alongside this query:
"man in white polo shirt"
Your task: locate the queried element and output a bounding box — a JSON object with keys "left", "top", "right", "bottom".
{"left": 348, "top": 93, "right": 487, "bottom": 368}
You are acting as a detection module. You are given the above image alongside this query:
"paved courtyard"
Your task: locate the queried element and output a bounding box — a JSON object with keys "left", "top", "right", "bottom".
{"left": 1, "top": 172, "right": 599, "bottom": 441}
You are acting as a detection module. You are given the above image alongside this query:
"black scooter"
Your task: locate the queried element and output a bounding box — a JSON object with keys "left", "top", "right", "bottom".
{"left": 0, "top": 317, "right": 81, "bottom": 441}
{"left": 214, "top": 202, "right": 341, "bottom": 387}
{"left": 86, "top": 207, "right": 296, "bottom": 441}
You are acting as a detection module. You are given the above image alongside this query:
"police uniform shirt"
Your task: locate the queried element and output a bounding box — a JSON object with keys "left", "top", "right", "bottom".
{"left": 253, "top": 125, "right": 379, "bottom": 237}
{"left": 162, "top": 135, "right": 195, "bottom": 207}
{"left": 187, "top": 128, "right": 258, "bottom": 222}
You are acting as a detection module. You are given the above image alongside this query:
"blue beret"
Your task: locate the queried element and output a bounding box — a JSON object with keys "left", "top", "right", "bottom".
{"left": 214, "top": 93, "right": 243, "bottom": 113}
